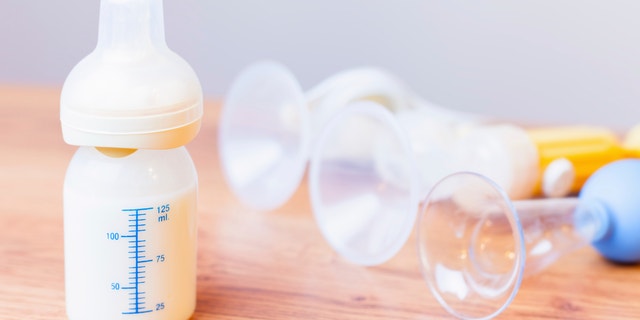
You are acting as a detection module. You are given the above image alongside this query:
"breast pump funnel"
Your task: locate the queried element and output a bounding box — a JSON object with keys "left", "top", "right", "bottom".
{"left": 418, "top": 159, "right": 640, "bottom": 319}
{"left": 218, "top": 61, "right": 418, "bottom": 211}
{"left": 219, "top": 62, "right": 311, "bottom": 211}
{"left": 60, "top": 0, "right": 203, "bottom": 149}
{"left": 308, "top": 100, "right": 477, "bottom": 265}
{"left": 309, "top": 102, "right": 420, "bottom": 266}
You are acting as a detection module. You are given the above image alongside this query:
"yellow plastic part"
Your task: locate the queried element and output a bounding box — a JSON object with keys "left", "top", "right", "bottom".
{"left": 527, "top": 126, "right": 627, "bottom": 195}
{"left": 95, "top": 147, "right": 137, "bottom": 158}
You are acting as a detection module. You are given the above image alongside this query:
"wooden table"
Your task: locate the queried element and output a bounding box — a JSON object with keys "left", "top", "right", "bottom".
{"left": 1, "top": 86, "right": 639, "bottom": 319}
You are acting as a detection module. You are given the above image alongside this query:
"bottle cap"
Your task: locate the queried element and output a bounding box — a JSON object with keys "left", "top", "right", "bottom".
{"left": 60, "top": 0, "right": 202, "bottom": 149}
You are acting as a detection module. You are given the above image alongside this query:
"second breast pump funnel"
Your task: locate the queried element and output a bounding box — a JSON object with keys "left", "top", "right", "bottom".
{"left": 309, "top": 101, "right": 478, "bottom": 265}
{"left": 418, "top": 160, "right": 640, "bottom": 319}
{"left": 219, "top": 61, "right": 427, "bottom": 210}
{"left": 309, "top": 102, "right": 422, "bottom": 265}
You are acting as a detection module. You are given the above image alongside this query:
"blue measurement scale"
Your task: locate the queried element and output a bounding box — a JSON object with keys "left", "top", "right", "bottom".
{"left": 121, "top": 207, "right": 154, "bottom": 315}
{"left": 107, "top": 205, "right": 171, "bottom": 316}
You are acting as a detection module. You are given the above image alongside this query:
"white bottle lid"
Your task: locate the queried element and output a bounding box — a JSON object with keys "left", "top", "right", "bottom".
{"left": 542, "top": 157, "right": 576, "bottom": 198}
{"left": 60, "top": 0, "right": 202, "bottom": 149}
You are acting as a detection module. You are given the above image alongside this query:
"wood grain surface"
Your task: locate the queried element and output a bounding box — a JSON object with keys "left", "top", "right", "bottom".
{"left": 1, "top": 86, "right": 639, "bottom": 319}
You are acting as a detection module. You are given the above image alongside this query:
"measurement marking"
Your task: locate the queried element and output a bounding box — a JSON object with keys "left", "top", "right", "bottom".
{"left": 120, "top": 207, "right": 154, "bottom": 315}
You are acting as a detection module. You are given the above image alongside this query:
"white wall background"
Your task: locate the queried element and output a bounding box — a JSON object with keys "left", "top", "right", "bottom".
{"left": 2, "top": 1, "right": 640, "bottom": 129}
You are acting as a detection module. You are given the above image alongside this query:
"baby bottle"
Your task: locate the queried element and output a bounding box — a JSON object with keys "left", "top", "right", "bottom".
{"left": 60, "top": 1, "right": 202, "bottom": 319}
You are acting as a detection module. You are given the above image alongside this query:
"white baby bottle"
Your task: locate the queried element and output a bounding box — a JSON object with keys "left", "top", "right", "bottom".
{"left": 60, "top": 0, "right": 202, "bottom": 319}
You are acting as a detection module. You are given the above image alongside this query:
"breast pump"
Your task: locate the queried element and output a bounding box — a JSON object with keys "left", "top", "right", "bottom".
{"left": 218, "top": 61, "right": 477, "bottom": 211}
{"left": 309, "top": 102, "right": 640, "bottom": 319}
{"left": 60, "top": 1, "right": 201, "bottom": 319}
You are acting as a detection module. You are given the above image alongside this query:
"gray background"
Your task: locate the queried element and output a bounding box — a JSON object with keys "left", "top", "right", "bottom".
{"left": 2, "top": 0, "right": 640, "bottom": 129}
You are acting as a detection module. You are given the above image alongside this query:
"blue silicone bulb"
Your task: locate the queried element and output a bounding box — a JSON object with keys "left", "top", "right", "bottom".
{"left": 580, "top": 159, "right": 640, "bottom": 263}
